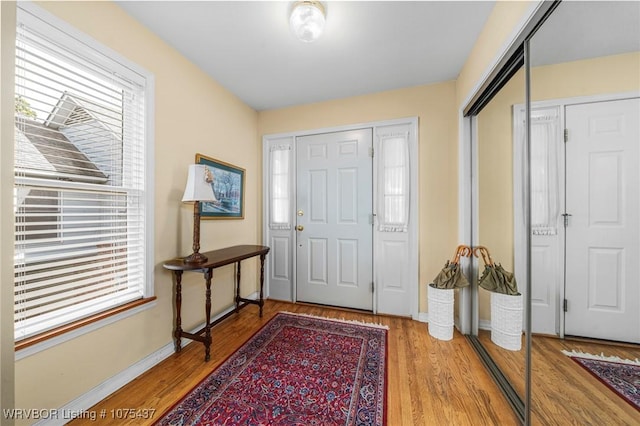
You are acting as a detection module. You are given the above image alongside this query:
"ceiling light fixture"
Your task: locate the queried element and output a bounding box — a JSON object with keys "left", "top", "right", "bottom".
{"left": 289, "top": 1, "right": 326, "bottom": 43}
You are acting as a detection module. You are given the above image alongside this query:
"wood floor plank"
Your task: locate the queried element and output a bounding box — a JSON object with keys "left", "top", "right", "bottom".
{"left": 68, "top": 300, "right": 517, "bottom": 425}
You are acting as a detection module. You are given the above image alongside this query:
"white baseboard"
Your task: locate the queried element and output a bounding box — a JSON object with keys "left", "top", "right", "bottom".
{"left": 479, "top": 319, "right": 491, "bottom": 330}
{"left": 34, "top": 293, "right": 259, "bottom": 426}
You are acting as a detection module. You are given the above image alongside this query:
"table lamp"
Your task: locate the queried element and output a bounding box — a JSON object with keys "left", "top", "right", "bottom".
{"left": 182, "top": 164, "right": 217, "bottom": 264}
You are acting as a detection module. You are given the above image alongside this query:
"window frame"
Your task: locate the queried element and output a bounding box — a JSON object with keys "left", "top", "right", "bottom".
{"left": 14, "top": 2, "right": 155, "bottom": 357}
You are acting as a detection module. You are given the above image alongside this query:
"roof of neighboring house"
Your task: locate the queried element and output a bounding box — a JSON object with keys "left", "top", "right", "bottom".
{"left": 45, "top": 91, "right": 122, "bottom": 137}
{"left": 15, "top": 118, "right": 108, "bottom": 183}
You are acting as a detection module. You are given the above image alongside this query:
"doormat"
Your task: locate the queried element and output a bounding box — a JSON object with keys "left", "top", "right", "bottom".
{"left": 562, "top": 350, "right": 640, "bottom": 411}
{"left": 155, "top": 312, "right": 388, "bottom": 425}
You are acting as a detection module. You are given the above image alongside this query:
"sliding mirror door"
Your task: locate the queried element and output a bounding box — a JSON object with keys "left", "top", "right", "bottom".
{"left": 526, "top": 1, "right": 640, "bottom": 423}
{"left": 472, "top": 62, "right": 527, "bottom": 416}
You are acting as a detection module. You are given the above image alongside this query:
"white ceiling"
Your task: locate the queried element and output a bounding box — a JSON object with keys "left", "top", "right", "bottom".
{"left": 116, "top": 1, "right": 496, "bottom": 111}
{"left": 115, "top": 1, "right": 640, "bottom": 111}
{"left": 529, "top": 1, "right": 640, "bottom": 67}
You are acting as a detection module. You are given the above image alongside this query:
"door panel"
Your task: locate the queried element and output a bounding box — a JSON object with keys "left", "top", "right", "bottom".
{"left": 296, "top": 129, "right": 373, "bottom": 310}
{"left": 588, "top": 248, "right": 623, "bottom": 310}
{"left": 271, "top": 237, "right": 290, "bottom": 281}
{"left": 308, "top": 238, "right": 328, "bottom": 283}
{"left": 531, "top": 243, "right": 556, "bottom": 311}
{"left": 564, "top": 98, "right": 640, "bottom": 343}
{"left": 379, "top": 240, "right": 407, "bottom": 291}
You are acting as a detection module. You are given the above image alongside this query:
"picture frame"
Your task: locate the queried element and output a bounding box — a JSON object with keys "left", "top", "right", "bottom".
{"left": 196, "top": 153, "right": 245, "bottom": 219}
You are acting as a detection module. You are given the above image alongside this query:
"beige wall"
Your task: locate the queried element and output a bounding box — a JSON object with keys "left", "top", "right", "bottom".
{"left": 258, "top": 82, "right": 459, "bottom": 314}
{"left": 8, "top": 1, "right": 260, "bottom": 417}
{"left": 530, "top": 52, "right": 640, "bottom": 102}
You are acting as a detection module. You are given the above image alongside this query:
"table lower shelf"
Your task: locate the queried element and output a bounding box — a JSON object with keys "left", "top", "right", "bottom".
{"left": 175, "top": 298, "right": 263, "bottom": 361}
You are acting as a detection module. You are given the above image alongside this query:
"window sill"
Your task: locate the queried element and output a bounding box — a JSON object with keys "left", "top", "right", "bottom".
{"left": 15, "top": 297, "right": 157, "bottom": 360}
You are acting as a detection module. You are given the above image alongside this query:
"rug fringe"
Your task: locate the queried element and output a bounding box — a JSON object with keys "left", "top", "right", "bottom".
{"left": 562, "top": 349, "right": 640, "bottom": 366}
{"left": 280, "top": 311, "right": 390, "bottom": 330}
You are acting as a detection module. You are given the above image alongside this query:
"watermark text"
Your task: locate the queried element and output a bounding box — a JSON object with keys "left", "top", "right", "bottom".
{"left": 2, "top": 408, "right": 156, "bottom": 421}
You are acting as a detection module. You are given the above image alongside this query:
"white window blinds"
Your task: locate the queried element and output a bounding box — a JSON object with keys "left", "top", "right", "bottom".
{"left": 14, "top": 9, "right": 148, "bottom": 340}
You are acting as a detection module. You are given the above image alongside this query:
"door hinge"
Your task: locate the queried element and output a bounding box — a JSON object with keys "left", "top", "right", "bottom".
{"left": 564, "top": 128, "right": 569, "bottom": 143}
{"left": 561, "top": 213, "right": 572, "bottom": 227}
{"left": 563, "top": 299, "right": 568, "bottom": 312}
{"left": 371, "top": 282, "right": 375, "bottom": 292}
{"left": 369, "top": 213, "right": 376, "bottom": 225}
{"left": 369, "top": 147, "right": 374, "bottom": 157}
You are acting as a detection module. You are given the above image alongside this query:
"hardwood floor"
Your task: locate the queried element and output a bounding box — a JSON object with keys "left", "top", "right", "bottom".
{"left": 69, "top": 300, "right": 518, "bottom": 425}
{"left": 478, "top": 330, "right": 640, "bottom": 425}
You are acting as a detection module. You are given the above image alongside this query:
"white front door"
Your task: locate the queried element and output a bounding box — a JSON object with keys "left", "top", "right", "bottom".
{"left": 295, "top": 129, "right": 373, "bottom": 310}
{"left": 564, "top": 98, "right": 640, "bottom": 343}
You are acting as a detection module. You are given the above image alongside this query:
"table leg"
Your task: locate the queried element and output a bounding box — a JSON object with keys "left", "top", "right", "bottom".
{"left": 174, "top": 271, "right": 183, "bottom": 353}
{"left": 204, "top": 268, "right": 212, "bottom": 362}
{"left": 259, "top": 254, "right": 266, "bottom": 317}
{"left": 235, "top": 261, "right": 241, "bottom": 313}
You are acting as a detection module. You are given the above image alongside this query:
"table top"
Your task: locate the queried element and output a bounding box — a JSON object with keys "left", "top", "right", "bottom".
{"left": 162, "top": 244, "right": 270, "bottom": 271}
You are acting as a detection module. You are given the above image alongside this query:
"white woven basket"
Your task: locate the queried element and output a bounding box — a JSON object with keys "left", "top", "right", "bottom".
{"left": 428, "top": 286, "right": 454, "bottom": 341}
{"left": 490, "top": 292, "right": 523, "bottom": 351}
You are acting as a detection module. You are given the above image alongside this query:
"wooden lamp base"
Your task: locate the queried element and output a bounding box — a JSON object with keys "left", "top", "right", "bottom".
{"left": 184, "top": 201, "right": 208, "bottom": 264}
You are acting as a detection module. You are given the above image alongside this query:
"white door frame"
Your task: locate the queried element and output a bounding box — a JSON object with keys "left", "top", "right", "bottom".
{"left": 262, "top": 117, "right": 419, "bottom": 319}
{"left": 513, "top": 91, "right": 640, "bottom": 338}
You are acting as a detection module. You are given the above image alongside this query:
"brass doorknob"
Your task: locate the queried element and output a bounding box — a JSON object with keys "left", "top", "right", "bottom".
{"left": 295, "top": 225, "right": 304, "bottom": 231}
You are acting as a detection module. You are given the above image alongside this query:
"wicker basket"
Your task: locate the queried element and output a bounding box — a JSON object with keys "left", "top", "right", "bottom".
{"left": 490, "top": 292, "right": 523, "bottom": 351}
{"left": 428, "top": 285, "right": 454, "bottom": 341}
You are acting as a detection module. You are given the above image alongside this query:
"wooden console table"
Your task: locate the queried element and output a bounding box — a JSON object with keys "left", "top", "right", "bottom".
{"left": 162, "top": 244, "right": 270, "bottom": 361}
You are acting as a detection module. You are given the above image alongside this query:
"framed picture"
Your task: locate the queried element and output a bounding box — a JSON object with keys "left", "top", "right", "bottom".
{"left": 196, "top": 153, "right": 245, "bottom": 219}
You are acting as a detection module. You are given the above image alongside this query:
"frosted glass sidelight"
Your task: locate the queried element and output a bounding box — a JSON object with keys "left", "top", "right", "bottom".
{"left": 378, "top": 134, "right": 409, "bottom": 232}
{"left": 270, "top": 146, "right": 292, "bottom": 229}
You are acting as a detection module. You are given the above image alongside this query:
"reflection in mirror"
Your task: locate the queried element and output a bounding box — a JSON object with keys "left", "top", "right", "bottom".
{"left": 474, "top": 60, "right": 526, "bottom": 406}
{"left": 526, "top": 1, "right": 640, "bottom": 423}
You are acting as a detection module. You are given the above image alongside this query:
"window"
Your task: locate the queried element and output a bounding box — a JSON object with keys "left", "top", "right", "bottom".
{"left": 530, "top": 108, "right": 560, "bottom": 235}
{"left": 13, "top": 5, "right": 153, "bottom": 342}
{"left": 378, "top": 132, "right": 410, "bottom": 232}
{"left": 269, "top": 145, "right": 291, "bottom": 229}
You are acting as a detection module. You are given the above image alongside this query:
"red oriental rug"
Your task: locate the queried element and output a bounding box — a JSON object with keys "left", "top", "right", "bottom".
{"left": 155, "top": 312, "right": 388, "bottom": 425}
{"left": 562, "top": 350, "right": 640, "bottom": 411}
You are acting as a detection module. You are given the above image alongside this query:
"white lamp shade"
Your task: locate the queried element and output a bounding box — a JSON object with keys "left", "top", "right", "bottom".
{"left": 290, "top": 1, "right": 325, "bottom": 43}
{"left": 182, "top": 164, "right": 217, "bottom": 202}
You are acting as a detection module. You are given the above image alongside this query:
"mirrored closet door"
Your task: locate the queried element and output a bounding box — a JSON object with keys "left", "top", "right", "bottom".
{"left": 527, "top": 1, "right": 640, "bottom": 423}
{"left": 465, "top": 1, "right": 640, "bottom": 424}
{"left": 473, "top": 59, "right": 526, "bottom": 408}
